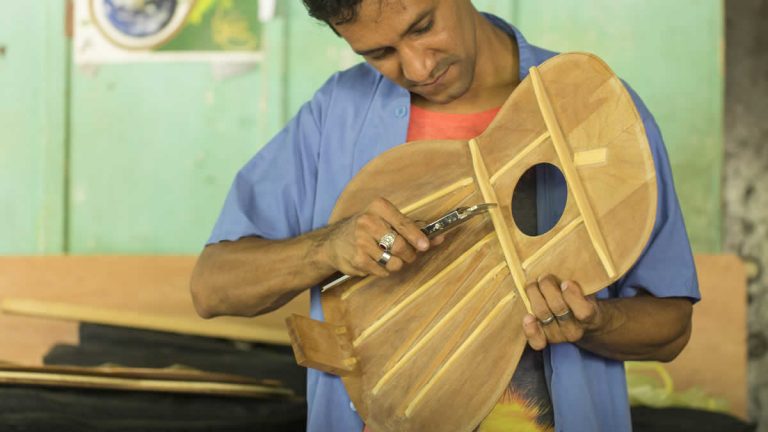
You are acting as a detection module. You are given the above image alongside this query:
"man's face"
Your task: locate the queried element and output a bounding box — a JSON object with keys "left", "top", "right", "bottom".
{"left": 334, "top": 0, "right": 478, "bottom": 104}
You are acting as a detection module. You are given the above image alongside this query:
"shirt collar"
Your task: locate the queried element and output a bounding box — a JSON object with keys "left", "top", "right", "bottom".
{"left": 480, "top": 13, "right": 537, "bottom": 81}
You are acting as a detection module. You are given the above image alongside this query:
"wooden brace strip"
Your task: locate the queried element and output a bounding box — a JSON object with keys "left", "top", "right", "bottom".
{"left": 528, "top": 66, "right": 617, "bottom": 278}
{"left": 574, "top": 148, "right": 608, "bottom": 167}
{"left": 489, "top": 131, "right": 550, "bottom": 184}
{"left": 371, "top": 262, "right": 508, "bottom": 395}
{"left": 468, "top": 138, "right": 531, "bottom": 312}
{"left": 521, "top": 216, "right": 584, "bottom": 270}
{"left": 340, "top": 276, "right": 377, "bottom": 301}
{"left": 404, "top": 292, "right": 517, "bottom": 417}
{"left": 353, "top": 234, "right": 495, "bottom": 347}
{"left": 400, "top": 177, "right": 474, "bottom": 214}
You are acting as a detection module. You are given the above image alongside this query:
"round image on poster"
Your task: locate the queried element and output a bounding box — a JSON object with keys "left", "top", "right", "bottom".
{"left": 90, "top": 0, "right": 195, "bottom": 50}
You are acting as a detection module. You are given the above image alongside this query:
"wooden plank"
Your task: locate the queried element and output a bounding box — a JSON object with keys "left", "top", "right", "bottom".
{"left": 0, "top": 364, "right": 294, "bottom": 398}
{"left": 0, "top": 256, "right": 309, "bottom": 365}
{"left": 2, "top": 298, "right": 291, "bottom": 345}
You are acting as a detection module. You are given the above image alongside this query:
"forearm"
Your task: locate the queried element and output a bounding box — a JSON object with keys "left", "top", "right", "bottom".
{"left": 191, "top": 198, "right": 434, "bottom": 319}
{"left": 577, "top": 293, "right": 693, "bottom": 362}
{"left": 190, "top": 228, "right": 336, "bottom": 318}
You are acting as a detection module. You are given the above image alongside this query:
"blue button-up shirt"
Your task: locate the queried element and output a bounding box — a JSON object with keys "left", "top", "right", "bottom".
{"left": 209, "top": 14, "right": 700, "bottom": 432}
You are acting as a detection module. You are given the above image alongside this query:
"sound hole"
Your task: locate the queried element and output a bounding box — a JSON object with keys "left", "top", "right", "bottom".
{"left": 511, "top": 163, "right": 567, "bottom": 236}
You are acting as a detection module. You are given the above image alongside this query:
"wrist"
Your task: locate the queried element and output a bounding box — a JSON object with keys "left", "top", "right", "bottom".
{"left": 584, "top": 299, "right": 624, "bottom": 338}
{"left": 308, "top": 225, "right": 339, "bottom": 274}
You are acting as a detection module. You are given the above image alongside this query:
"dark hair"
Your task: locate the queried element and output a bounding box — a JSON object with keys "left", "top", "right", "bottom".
{"left": 302, "top": 0, "right": 364, "bottom": 26}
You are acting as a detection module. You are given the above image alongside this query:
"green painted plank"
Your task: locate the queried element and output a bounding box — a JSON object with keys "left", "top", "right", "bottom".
{"left": 510, "top": 0, "right": 724, "bottom": 252}
{"left": 0, "top": 0, "right": 67, "bottom": 254}
{"left": 68, "top": 61, "right": 263, "bottom": 253}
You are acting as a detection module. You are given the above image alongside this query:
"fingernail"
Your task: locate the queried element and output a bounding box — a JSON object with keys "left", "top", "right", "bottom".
{"left": 417, "top": 239, "right": 428, "bottom": 250}
{"left": 523, "top": 314, "right": 536, "bottom": 325}
{"left": 561, "top": 281, "right": 568, "bottom": 292}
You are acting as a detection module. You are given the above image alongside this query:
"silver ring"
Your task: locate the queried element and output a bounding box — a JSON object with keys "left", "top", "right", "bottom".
{"left": 377, "top": 251, "right": 392, "bottom": 266}
{"left": 555, "top": 309, "right": 572, "bottom": 322}
{"left": 539, "top": 315, "right": 555, "bottom": 326}
{"left": 377, "top": 231, "right": 397, "bottom": 252}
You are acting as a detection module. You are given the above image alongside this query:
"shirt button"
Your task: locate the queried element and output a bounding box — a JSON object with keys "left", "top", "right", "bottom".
{"left": 349, "top": 401, "right": 357, "bottom": 412}
{"left": 394, "top": 106, "right": 408, "bottom": 118}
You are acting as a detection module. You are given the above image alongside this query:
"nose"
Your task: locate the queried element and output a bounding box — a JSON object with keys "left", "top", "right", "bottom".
{"left": 400, "top": 44, "right": 435, "bottom": 84}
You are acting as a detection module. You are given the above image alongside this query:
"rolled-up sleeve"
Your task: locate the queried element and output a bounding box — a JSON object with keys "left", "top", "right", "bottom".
{"left": 613, "top": 86, "right": 701, "bottom": 302}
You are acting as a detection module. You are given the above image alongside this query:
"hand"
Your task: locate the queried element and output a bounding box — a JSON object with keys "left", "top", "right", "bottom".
{"left": 521, "top": 275, "right": 606, "bottom": 350}
{"left": 321, "top": 197, "right": 443, "bottom": 278}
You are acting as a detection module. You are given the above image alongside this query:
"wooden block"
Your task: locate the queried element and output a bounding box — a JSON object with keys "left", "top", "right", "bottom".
{"left": 285, "top": 314, "right": 356, "bottom": 376}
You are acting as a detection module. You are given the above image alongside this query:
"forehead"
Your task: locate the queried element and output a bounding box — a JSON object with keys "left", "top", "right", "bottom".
{"left": 355, "top": 0, "right": 415, "bottom": 22}
{"left": 335, "top": 0, "right": 437, "bottom": 46}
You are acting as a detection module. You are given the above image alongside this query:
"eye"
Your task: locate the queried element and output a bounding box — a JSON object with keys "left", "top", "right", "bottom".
{"left": 368, "top": 47, "right": 394, "bottom": 60}
{"left": 413, "top": 19, "right": 434, "bottom": 35}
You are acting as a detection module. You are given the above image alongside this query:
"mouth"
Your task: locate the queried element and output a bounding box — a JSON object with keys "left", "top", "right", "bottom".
{"left": 416, "top": 66, "right": 450, "bottom": 89}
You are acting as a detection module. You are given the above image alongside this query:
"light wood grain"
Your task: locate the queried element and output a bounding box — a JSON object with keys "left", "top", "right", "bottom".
{"left": 285, "top": 314, "right": 356, "bottom": 376}
{"left": 2, "top": 298, "right": 291, "bottom": 345}
{"left": 288, "top": 53, "right": 658, "bottom": 432}
{"left": 0, "top": 256, "right": 310, "bottom": 365}
{"left": 529, "top": 65, "right": 617, "bottom": 279}
{"left": 0, "top": 364, "right": 294, "bottom": 398}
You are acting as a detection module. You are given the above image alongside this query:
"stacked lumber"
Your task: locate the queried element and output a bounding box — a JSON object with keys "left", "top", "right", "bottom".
{"left": 0, "top": 256, "right": 309, "bottom": 431}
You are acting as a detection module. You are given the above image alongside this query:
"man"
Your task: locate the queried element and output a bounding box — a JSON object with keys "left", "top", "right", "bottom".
{"left": 190, "top": 1, "right": 700, "bottom": 431}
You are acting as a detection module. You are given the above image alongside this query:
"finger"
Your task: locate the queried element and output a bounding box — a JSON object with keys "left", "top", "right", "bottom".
{"left": 525, "top": 280, "right": 565, "bottom": 343}
{"left": 363, "top": 237, "right": 409, "bottom": 275}
{"left": 525, "top": 281, "right": 555, "bottom": 324}
{"left": 561, "top": 280, "right": 599, "bottom": 328}
{"left": 356, "top": 237, "right": 390, "bottom": 278}
{"left": 359, "top": 210, "right": 416, "bottom": 265}
{"left": 523, "top": 314, "right": 547, "bottom": 350}
{"left": 388, "top": 234, "right": 418, "bottom": 263}
{"left": 538, "top": 275, "right": 582, "bottom": 342}
{"left": 537, "top": 275, "right": 570, "bottom": 320}
{"left": 370, "top": 198, "right": 429, "bottom": 251}
{"left": 430, "top": 233, "right": 446, "bottom": 246}
{"left": 383, "top": 254, "right": 405, "bottom": 273}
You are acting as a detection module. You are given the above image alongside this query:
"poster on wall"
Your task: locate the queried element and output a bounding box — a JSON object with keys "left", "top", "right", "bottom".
{"left": 74, "top": 0, "right": 273, "bottom": 64}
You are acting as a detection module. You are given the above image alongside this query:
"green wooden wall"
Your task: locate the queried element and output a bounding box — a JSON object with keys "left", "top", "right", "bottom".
{"left": 0, "top": 1, "right": 68, "bottom": 254}
{"left": 0, "top": 1, "right": 723, "bottom": 255}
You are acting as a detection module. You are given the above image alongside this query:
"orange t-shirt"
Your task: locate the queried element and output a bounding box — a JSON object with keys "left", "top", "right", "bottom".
{"left": 406, "top": 104, "right": 501, "bottom": 141}
{"left": 362, "top": 104, "right": 554, "bottom": 432}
